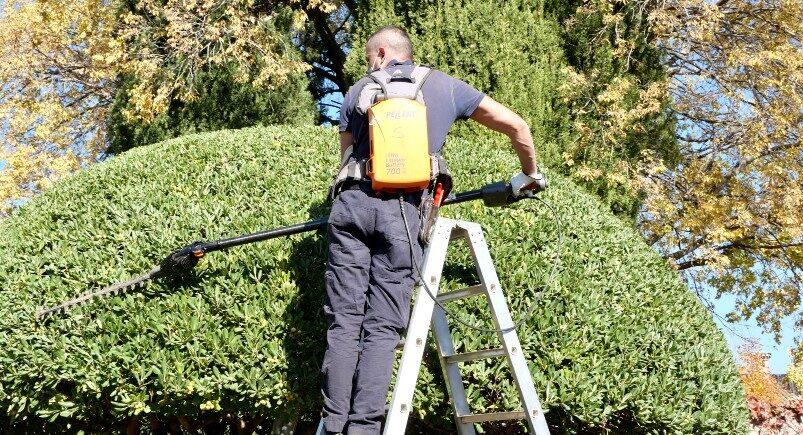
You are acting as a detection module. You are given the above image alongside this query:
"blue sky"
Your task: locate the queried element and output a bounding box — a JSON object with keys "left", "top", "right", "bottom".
{"left": 712, "top": 291, "right": 796, "bottom": 373}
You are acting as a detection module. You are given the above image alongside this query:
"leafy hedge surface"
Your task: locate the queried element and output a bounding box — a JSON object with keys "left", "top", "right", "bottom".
{"left": 0, "top": 126, "right": 747, "bottom": 433}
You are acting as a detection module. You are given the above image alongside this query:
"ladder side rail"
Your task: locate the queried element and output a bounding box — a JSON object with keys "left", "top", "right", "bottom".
{"left": 382, "top": 218, "right": 454, "bottom": 435}
{"left": 461, "top": 222, "right": 551, "bottom": 435}
{"left": 431, "top": 304, "right": 477, "bottom": 435}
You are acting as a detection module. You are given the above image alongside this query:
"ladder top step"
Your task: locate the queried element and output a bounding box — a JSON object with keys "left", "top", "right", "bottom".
{"left": 458, "top": 410, "right": 526, "bottom": 424}
{"left": 444, "top": 347, "right": 505, "bottom": 364}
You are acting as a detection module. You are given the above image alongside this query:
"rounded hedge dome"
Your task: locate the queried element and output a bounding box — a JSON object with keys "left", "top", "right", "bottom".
{"left": 0, "top": 126, "right": 747, "bottom": 432}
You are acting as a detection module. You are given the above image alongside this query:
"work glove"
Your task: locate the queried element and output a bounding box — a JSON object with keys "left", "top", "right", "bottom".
{"left": 510, "top": 171, "right": 547, "bottom": 197}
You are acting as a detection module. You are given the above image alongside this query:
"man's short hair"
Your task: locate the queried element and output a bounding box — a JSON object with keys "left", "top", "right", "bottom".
{"left": 366, "top": 25, "right": 413, "bottom": 59}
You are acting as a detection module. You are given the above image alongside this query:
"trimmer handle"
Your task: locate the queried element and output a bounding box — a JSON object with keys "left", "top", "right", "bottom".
{"left": 528, "top": 173, "right": 548, "bottom": 193}
{"left": 481, "top": 176, "right": 547, "bottom": 207}
{"left": 516, "top": 174, "right": 548, "bottom": 200}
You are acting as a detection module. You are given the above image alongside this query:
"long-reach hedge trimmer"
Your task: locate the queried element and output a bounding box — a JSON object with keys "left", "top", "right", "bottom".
{"left": 36, "top": 180, "right": 546, "bottom": 321}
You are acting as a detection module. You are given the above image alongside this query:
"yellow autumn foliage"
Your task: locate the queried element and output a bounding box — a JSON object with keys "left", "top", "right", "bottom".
{"left": 560, "top": 0, "right": 801, "bottom": 340}
{"left": 638, "top": 0, "right": 803, "bottom": 338}
{"left": 0, "top": 0, "right": 336, "bottom": 214}
{"left": 738, "top": 343, "right": 791, "bottom": 406}
{"left": 0, "top": 1, "right": 115, "bottom": 210}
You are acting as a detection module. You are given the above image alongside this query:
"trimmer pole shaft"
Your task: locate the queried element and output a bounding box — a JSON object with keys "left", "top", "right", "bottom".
{"left": 201, "top": 181, "right": 530, "bottom": 254}
{"left": 37, "top": 180, "right": 543, "bottom": 321}
{"left": 204, "top": 217, "right": 329, "bottom": 253}
{"left": 441, "top": 189, "right": 483, "bottom": 206}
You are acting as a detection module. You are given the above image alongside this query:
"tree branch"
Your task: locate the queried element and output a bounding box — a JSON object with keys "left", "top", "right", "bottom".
{"left": 303, "top": 3, "right": 349, "bottom": 96}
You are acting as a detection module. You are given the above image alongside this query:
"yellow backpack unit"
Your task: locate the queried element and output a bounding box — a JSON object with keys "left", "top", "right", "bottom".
{"left": 363, "top": 66, "right": 433, "bottom": 192}
{"left": 364, "top": 69, "right": 431, "bottom": 191}
{"left": 329, "top": 65, "right": 454, "bottom": 243}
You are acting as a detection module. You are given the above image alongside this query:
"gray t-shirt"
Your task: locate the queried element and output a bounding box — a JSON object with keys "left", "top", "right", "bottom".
{"left": 339, "top": 60, "right": 485, "bottom": 160}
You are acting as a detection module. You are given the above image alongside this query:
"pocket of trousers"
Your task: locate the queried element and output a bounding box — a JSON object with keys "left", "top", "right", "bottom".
{"left": 324, "top": 268, "right": 360, "bottom": 315}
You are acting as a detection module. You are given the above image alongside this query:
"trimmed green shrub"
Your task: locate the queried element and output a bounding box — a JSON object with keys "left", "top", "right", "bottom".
{"left": 0, "top": 125, "right": 746, "bottom": 432}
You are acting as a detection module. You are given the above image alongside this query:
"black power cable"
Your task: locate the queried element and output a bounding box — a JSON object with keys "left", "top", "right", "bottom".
{"left": 398, "top": 191, "right": 563, "bottom": 333}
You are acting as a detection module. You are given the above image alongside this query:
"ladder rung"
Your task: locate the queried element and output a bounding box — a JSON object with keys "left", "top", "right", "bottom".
{"left": 458, "top": 410, "right": 526, "bottom": 424}
{"left": 444, "top": 347, "right": 505, "bottom": 364}
{"left": 436, "top": 285, "right": 484, "bottom": 303}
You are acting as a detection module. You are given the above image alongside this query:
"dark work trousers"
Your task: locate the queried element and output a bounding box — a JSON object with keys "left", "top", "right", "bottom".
{"left": 321, "top": 183, "right": 424, "bottom": 435}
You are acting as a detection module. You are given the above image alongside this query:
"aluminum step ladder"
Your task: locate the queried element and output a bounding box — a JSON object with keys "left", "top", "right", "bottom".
{"left": 316, "top": 218, "right": 550, "bottom": 434}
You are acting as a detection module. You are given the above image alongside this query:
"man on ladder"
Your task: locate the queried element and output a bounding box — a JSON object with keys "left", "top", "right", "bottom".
{"left": 322, "top": 25, "right": 544, "bottom": 434}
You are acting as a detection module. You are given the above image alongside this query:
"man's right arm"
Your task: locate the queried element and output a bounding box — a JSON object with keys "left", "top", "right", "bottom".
{"left": 340, "top": 132, "right": 354, "bottom": 157}
{"left": 339, "top": 83, "right": 356, "bottom": 158}
{"left": 470, "top": 96, "right": 538, "bottom": 176}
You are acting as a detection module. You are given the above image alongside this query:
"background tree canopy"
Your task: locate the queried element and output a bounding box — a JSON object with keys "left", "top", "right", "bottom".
{"left": 106, "top": 66, "right": 316, "bottom": 153}
{"left": 0, "top": 125, "right": 747, "bottom": 432}
{"left": 0, "top": 0, "right": 676, "bottom": 218}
